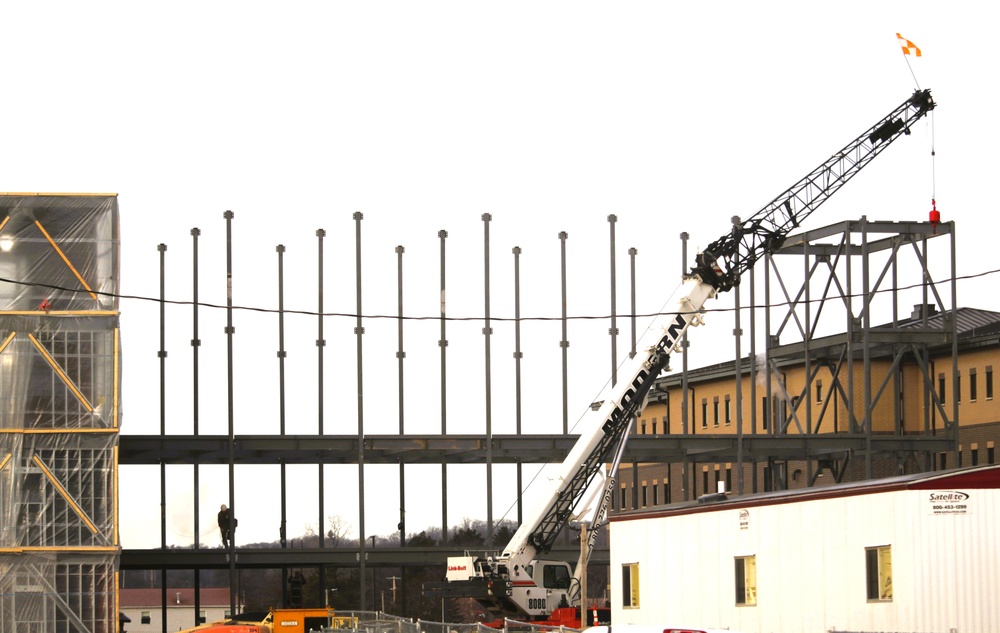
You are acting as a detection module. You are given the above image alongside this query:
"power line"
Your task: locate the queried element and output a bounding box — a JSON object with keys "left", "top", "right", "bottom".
{"left": 3, "top": 268, "right": 999, "bottom": 323}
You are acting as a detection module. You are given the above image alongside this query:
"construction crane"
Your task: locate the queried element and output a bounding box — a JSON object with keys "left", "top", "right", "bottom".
{"left": 425, "top": 88, "right": 936, "bottom": 629}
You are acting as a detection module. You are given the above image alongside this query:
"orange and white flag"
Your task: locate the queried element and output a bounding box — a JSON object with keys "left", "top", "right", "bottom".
{"left": 897, "top": 33, "right": 921, "bottom": 57}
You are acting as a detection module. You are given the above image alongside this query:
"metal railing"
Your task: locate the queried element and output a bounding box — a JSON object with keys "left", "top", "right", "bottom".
{"left": 324, "top": 612, "right": 584, "bottom": 633}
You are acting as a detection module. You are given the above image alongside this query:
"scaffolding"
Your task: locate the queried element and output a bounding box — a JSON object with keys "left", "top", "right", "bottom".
{"left": 0, "top": 194, "right": 121, "bottom": 633}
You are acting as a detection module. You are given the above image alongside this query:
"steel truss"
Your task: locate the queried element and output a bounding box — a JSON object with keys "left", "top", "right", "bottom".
{"left": 755, "top": 217, "right": 958, "bottom": 487}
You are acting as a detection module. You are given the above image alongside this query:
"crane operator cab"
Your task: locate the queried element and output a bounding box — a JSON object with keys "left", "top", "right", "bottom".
{"left": 519, "top": 560, "right": 575, "bottom": 615}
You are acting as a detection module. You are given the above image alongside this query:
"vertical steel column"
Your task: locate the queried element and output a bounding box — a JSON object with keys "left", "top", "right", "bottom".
{"left": 764, "top": 251, "right": 774, "bottom": 491}
{"left": 749, "top": 259, "right": 758, "bottom": 493}
{"left": 482, "top": 214, "right": 494, "bottom": 544}
{"left": 608, "top": 214, "right": 618, "bottom": 386}
{"left": 316, "top": 229, "right": 326, "bottom": 548}
{"left": 890, "top": 237, "right": 901, "bottom": 441}
{"left": 732, "top": 216, "right": 744, "bottom": 495}
{"left": 276, "top": 244, "right": 288, "bottom": 543}
{"left": 157, "top": 243, "right": 167, "bottom": 550}
{"left": 276, "top": 243, "right": 289, "bottom": 608}
{"left": 157, "top": 242, "right": 168, "bottom": 633}
{"left": 395, "top": 243, "right": 407, "bottom": 614}
{"left": 680, "top": 232, "right": 690, "bottom": 501}
{"left": 920, "top": 236, "right": 932, "bottom": 455}
{"left": 803, "top": 236, "right": 813, "bottom": 438}
{"left": 191, "top": 228, "right": 202, "bottom": 620}
{"left": 628, "top": 245, "right": 639, "bottom": 508}
{"left": 628, "top": 248, "right": 637, "bottom": 358}
{"left": 512, "top": 246, "right": 524, "bottom": 526}
{"left": 438, "top": 230, "right": 449, "bottom": 542}
{"left": 223, "top": 209, "right": 236, "bottom": 615}
{"left": 861, "top": 217, "right": 873, "bottom": 479}
{"left": 949, "top": 222, "right": 959, "bottom": 458}
{"left": 559, "top": 232, "right": 569, "bottom": 434}
{"left": 396, "top": 245, "right": 406, "bottom": 546}
{"left": 845, "top": 221, "right": 856, "bottom": 439}
{"left": 191, "top": 229, "right": 202, "bottom": 549}
{"left": 354, "top": 212, "right": 367, "bottom": 610}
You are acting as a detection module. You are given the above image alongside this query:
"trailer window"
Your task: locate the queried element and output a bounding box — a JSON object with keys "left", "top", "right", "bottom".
{"left": 621, "top": 562, "right": 640, "bottom": 608}
{"left": 735, "top": 556, "right": 757, "bottom": 606}
{"left": 866, "top": 546, "right": 892, "bottom": 601}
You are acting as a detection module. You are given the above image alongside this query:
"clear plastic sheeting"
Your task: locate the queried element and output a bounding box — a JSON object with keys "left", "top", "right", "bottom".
{"left": 0, "top": 195, "right": 119, "bottom": 313}
{"left": 0, "top": 194, "right": 121, "bottom": 633}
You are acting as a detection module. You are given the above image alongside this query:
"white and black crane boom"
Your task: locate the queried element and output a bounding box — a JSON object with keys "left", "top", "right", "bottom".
{"left": 426, "top": 88, "right": 935, "bottom": 627}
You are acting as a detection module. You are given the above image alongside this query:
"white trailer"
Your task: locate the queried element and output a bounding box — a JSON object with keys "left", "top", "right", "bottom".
{"left": 608, "top": 464, "right": 1000, "bottom": 633}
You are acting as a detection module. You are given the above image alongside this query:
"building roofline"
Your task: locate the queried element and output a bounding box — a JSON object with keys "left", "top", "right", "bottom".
{"left": 610, "top": 464, "right": 1000, "bottom": 523}
{"left": 651, "top": 306, "right": 1000, "bottom": 391}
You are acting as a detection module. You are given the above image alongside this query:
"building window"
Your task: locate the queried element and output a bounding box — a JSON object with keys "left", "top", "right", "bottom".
{"left": 957, "top": 373, "right": 962, "bottom": 403}
{"left": 641, "top": 484, "right": 648, "bottom": 507}
{"left": 725, "top": 395, "right": 732, "bottom": 425}
{"left": 665, "top": 399, "right": 671, "bottom": 433}
{"left": 762, "top": 397, "right": 770, "bottom": 431}
{"left": 987, "top": 366, "right": 994, "bottom": 400}
{"left": 702, "top": 469, "right": 709, "bottom": 495}
{"left": 141, "top": 612, "right": 151, "bottom": 625}
{"left": 664, "top": 481, "right": 671, "bottom": 504}
{"left": 622, "top": 562, "right": 640, "bottom": 608}
{"left": 735, "top": 556, "right": 757, "bottom": 606}
{"left": 971, "top": 443, "right": 979, "bottom": 466}
{"left": 988, "top": 442, "right": 995, "bottom": 464}
{"left": 652, "top": 418, "right": 658, "bottom": 435}
{"left": 701, "top": 399, "right": 708, "bottom": 429}
{"left": 866, "top": 546, "right": 892, "bottom": 601}
{"left": 816, "top": 380, "right": 823, "bottom": 403}
{"left": 937, "top": 452, "right": 947, "bottom": 470}
{"left": 938, "top": 373, "right": 945, "bottom": 404}
{"left": 726, "top": 466, "right": 732, "bottom": 491}
{"left": 970, "top": 368, "right": 978, "bottom": 402}
{"left": 652, "top": 481, "right": 658, "bottom": 506}
{"left": 713, "top": 397, "right": 720, "bottom": 427}
{"left": 620, "top": 486, "right": 627, "bottom": 509}
{"left": 640, "top": 420, "right": 646, "bottom": 435}
{"left": 198, "top": 611, "right": 207, "bottom": 624}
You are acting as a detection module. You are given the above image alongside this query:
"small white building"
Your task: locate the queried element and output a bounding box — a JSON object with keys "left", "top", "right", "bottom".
{"left": 608, "top": 464, "right": 1000, "bottom": 633}
{"left": 120, "top": 587, "right": 232, "bottom": 633}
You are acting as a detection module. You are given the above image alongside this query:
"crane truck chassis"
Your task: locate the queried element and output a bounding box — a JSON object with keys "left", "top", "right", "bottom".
{"left": 424, "top": 88, "right": 935, "bottom": 629}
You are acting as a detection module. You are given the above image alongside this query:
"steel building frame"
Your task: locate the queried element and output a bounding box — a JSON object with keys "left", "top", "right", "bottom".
{"left": 115, "top": 213, "right": 958, "bottom": 622}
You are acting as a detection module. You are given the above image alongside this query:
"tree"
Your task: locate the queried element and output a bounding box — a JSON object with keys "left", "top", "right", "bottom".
{"left": 326, "top": 515, "right": 351, "bottom": 547}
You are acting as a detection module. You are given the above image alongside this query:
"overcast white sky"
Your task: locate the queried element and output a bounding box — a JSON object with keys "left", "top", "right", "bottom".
{"left": 2, "top": 2, "right": 997, "bottom": 548}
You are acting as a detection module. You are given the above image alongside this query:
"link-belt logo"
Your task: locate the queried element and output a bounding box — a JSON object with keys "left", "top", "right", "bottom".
{"left": 448, "top": 565, "right": 467, "bottom": 571}
{"left": 603, "top": 314, "right": 686, "bottom": 433}
{"left": 929, "top": 491, "right": 969, "bottom": 503}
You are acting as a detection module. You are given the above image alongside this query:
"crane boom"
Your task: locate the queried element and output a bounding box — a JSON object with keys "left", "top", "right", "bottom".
{"left": 692, "top": 88, "right": 935, "bottom": 292}
{"left": 425, "top": 88, "right": 935, "bottom": 628}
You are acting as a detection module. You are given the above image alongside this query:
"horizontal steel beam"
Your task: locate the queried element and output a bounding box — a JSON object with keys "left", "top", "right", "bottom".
{"left": 119, "top": 433, "right": 954, "bottom": 466}
{"left": 119, "top": 544, "right": 605, "bottom": 570}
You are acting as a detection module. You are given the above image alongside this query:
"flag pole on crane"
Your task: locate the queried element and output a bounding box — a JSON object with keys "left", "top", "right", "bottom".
{"left": 897, "top": 32, "right": 922, "bottom": 89}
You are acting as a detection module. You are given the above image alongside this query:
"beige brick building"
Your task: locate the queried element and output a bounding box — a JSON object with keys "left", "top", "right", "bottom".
{"left": 614, "top": 306, "right": 1000, "bottom": 512}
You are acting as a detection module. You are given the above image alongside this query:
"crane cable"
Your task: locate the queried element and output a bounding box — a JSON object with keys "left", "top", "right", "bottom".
{"left": 896, "top": 32, "right": 939, "bottom": 225}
